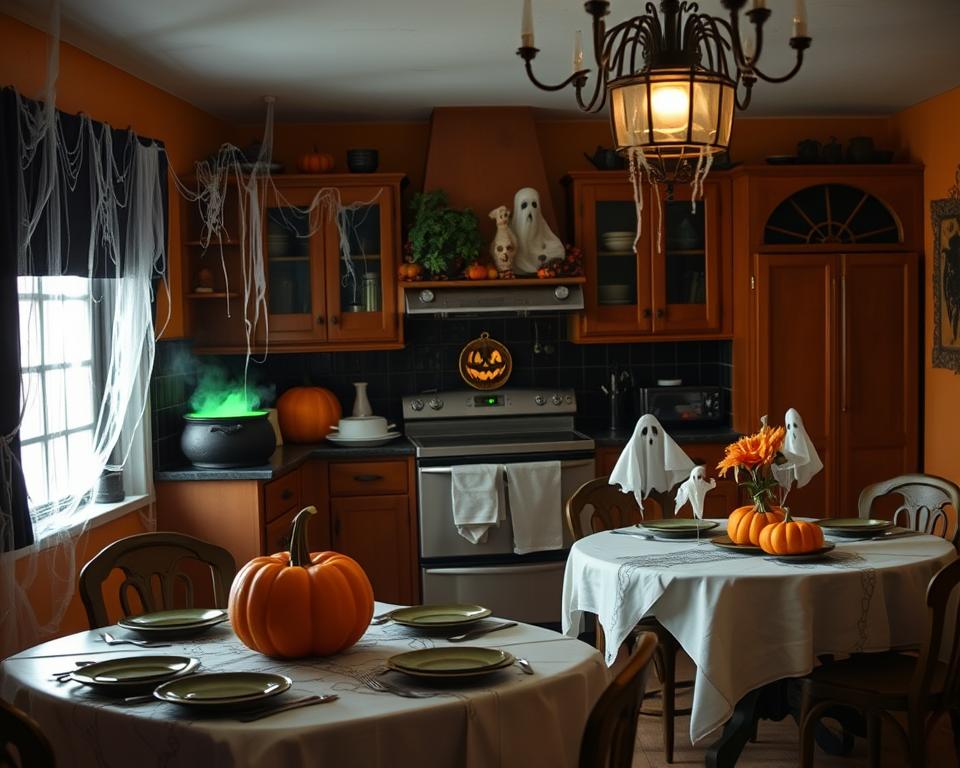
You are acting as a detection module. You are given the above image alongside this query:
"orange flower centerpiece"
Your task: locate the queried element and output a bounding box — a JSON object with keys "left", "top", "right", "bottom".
{"left": 717, "top": 420, "right": 824, "bottom": 553}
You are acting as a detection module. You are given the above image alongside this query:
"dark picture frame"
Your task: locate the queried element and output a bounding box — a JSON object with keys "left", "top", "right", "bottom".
{"left": 932, "top": 197, "right": 960, "bottom": 373}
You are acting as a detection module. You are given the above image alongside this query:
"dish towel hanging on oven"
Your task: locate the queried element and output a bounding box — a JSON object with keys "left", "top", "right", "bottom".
{"left": 450, "top": 464, "right": 505, "bottom": 544}
{"left": 505, "top": 461, "right": 562, "bottom": 554}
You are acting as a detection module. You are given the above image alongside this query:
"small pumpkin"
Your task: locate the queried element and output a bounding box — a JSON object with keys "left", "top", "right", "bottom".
{"left": 727, "top": 504, "right": 785, "bottom": 546}
{"left": 759, "top": 510, "right": 825, "bottom": 554}
{"left": 297, "top": 148, "right": 335, "bottom": 174}
{"left": 229, "top": 506, "right": 374, "bottom": 658}
{"left": 276, "top": 386, "right": 341, "bottom": 443}
{"left": 467, "top": 263, "right": 488, "bottom": 280}
{"left": 397, "top": 263, "right": 423, "bottom": 280}
{"left": 486, "top": 267, "right": 499, "bottom": 279}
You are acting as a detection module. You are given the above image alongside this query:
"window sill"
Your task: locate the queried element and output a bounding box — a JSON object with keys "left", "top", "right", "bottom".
{"left": 13, "top": 493, "right": 155, "bottom": 560}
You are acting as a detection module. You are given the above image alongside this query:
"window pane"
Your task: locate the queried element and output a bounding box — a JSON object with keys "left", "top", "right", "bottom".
{"left": 41, "top": 275, "right": 89, "bottom": 298}
{"left": 44, "top": 368, "right": 67, "bottom": 434}
{"left": 43, "top": 299, "right": 91, "bottom": 366}
{"left": 20, "top": 442, "right": 47, "bottom": 507}
{"left": 65, "top": 365, "right": 95, "bottom": 429}
{"left": 46, "top": 435, "right": 69, "bottom": 501}
{"left": 68, "top": 430, "right": 94, "bottom": 492}
{"left": 19, "top": 300, "right": 41, "bottom": 368}
{"left": 20, "top": 372, "right": 44, "bottom": 441}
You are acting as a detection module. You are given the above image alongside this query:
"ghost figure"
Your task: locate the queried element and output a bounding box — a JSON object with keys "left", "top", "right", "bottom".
{"left": 771, "top": 408, "right": 823, "bottom": 491}
{"left": 510, "top": 187, "right": 565, "bottom": 275}
{"left": 674, "top": 465, "right": 717, "bottom": 520}
{"left": 609, "top": 414, "right": 695, "bottom": 510}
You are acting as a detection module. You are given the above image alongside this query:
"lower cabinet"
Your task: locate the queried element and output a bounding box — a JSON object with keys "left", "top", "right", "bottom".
{"left": 155, "top": 456, "right": 419, "bottom": 604}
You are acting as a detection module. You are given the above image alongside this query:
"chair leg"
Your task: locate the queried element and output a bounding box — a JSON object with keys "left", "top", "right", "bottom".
{"left": 907, "top": 710, "right": 926, "bottom": 768}
{"left": 866, "top": 712, "right": 881, "bottom": 768}
{"left": 950, "top": 710, "right": 960, "bottom": 761}
{"left": 660, "top": 640, "right": 676, "bottom": 764}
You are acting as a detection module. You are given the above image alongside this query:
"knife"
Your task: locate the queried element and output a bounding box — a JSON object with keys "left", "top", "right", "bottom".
{"left": 446, "top": 621, "right": 517, "bottom": 643}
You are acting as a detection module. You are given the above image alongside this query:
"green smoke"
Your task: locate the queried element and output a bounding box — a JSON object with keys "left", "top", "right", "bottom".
{"left": 188, "top": 365, "right": 272, "bottom": 418}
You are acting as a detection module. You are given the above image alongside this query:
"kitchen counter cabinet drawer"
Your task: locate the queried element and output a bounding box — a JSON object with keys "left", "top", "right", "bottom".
{"left": 328, "top": 460, "right": 407, "bottom": 497}
{"left": 265, "top": 506, "right": 298, "bottom": 554}
{"left": 264, "top": 470, "right": 301, "bottom": 522}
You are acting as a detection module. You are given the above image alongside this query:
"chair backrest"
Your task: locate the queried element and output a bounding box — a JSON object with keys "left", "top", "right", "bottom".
{"left": 579, "top": 631, "right": 658, "bottom": 768}
{"left": 910, "top": 557, "right": 960, "bottom": 715}
{"left": 79, "top": 531, "right": 237, "bottom": 629}
{"left": 565, "top": 476, "right": 674, "bottom": 541}
{"left": 0, "top": 699, "right": 55, "bottom": 768}
{"left": 858, "top": 473, "right": 960, "bottom": 547}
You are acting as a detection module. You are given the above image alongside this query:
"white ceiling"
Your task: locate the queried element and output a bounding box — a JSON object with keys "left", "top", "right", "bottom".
{"left": 4, "top": 0, "right": 960, "bottom": 122}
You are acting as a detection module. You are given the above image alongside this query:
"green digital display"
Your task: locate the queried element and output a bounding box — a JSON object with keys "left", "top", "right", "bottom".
{"left": 474, "top": 395, "right": 504, "bottom": 407}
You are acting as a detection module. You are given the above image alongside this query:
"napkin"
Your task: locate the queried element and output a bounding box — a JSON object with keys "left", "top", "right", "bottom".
{"left": 771, "top": 408, "right": 823, "bottom": 491}
{"left": 609, "top": 413, "right": 694, "bottom": 510}
{"left": 504, "top": 461, "right": 562, "bottom": 554}
{"left": 451, "top": 464, "right": 504, "bottom": 544}
{"left": 674, "top": 465, "right": 716, "bottom": 520}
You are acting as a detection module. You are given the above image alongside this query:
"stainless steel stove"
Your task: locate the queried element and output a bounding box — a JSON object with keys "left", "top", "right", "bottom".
{"left": 403, "top": 388, "right": 596, "bottom": 626}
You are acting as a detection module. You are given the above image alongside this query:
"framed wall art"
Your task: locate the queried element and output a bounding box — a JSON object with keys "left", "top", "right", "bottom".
{"left": 932, "top": 180, "right": 960, "bottom": 373}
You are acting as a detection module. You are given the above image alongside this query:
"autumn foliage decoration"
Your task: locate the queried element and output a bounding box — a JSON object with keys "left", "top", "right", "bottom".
{"left": 718, "top": 422, "right": 787, "bottom": 545}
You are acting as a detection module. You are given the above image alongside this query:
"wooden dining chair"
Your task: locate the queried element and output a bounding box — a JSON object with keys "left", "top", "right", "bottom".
{"left": 580, "top": 631, "right": 658, "bottom": 768}
{"left": 798, "top": 556, "right": 960, "bottom": 767}
{"left": 565, "top": 476, "right": 686, "bottom": 764}
{"left": 1, "top": 698, "right": 56, "bottom": 768}
{"left": 858, "top": 473, "right": 960, "bottom": 548}
{"left": 79, "top": 531, "right": 237, "bottom": 629}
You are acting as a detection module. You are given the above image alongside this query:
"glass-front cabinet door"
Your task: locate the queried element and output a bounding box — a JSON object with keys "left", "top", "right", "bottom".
{"left": 324, "top": 185, "right": 397, "bottom": 344}
{"left": 652, "top": 181, "right": 722, "bottom": 332}
{"left": 579, "top": 183, "right": 653, "bottom": 336}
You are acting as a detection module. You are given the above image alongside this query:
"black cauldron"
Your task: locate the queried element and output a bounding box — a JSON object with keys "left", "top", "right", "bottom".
{"left": 181, "top": 412, "right": 277, "bottom": 469}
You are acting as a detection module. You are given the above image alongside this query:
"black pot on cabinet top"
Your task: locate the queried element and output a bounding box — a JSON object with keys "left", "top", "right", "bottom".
{"left": 347, "top": 149, "right": 379, "bottom": 173}
{"left": 181, "top": 412, "right": 277, "bottom": 469}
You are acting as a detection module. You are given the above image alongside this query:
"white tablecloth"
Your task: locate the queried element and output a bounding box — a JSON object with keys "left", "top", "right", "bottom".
{"left": 1, "top": 602, "right": 607, "bottom": 768}
{"left": 561, "top": 525, "right": 956, "bottom": 744}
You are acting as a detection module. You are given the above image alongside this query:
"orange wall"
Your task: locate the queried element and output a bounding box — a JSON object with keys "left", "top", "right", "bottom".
{"left": 0, "top": 13, "right": 227, "bottom": 339}
{"left": 895, "top": 86, "right": 960, "bottom": 483}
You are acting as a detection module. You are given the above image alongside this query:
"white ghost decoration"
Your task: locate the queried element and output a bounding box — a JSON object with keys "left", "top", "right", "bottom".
{"left": 674, "top": 465, "right": 717, "bottom": 520}
{"left": 510, "top": 187, "right": 565, "bottom": 275}
{"left": 609, "top": 414, "right": 695, "bottom": 510}
{"left": 771, "top": 408, "right": 823, "bottom": 491}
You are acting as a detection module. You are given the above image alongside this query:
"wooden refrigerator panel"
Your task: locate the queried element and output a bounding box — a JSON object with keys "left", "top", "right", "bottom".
{"left": 839, "top": 252, "right": 920, "bottom": 516}
{"left": 756, "top": 253, "right": 837, "bottom": 517}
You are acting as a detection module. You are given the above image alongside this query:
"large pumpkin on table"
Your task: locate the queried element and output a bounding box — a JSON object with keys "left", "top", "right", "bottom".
{"left": 276, "top": 386, "right": 341, "bottom": 443}
{"left": 727, "top": 504, "right": 785, "bottom": 546}
{"left": 229, "top": 506, "right": 374, "bottom": 657}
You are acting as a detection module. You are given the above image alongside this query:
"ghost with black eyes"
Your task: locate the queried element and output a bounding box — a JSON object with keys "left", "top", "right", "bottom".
{"left": 771, "top": 407, "right": 823, "bottom": 492}
{"left": 609, "top": 413, "right": 695, "bottom": 511}
{"left": 510, "top": 187, "right": 565, "bottom": 275}
{"left": 674, "top": 465, "right": 716, "bottom": 520}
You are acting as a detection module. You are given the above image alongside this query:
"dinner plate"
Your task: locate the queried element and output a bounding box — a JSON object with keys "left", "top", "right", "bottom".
{"left": 765, "top": 543, "right": 836, "bottom": 563}
{"left": 710, "top": 535, "right": 765, "bottom": 554}
{"left": 816, "top": 518, "right": 894, "bottom": 538}
{"left": 638, "top": 519, "right": 718, "bottom": 539}
{"left": 70, "top": 655, "right": 200, "bottom": 692}
{"left": 154, "top": 672, "right": 291, "bottom": 709}
{"left": 386, "top": 647, "right": 514, "bottom": 677}
{"left": 325, "top": 432, "right": 401, "bottom": 448}
{"left": 117, "top": 608, "right": 229, "bottom": 637}
{"left": 390, "top": 603, "right": 492, "bottom": 629}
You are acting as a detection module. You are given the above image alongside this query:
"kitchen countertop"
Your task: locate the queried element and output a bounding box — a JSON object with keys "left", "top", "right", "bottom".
{"left": 579, "top": 422, "right": 740, "bottom": 447}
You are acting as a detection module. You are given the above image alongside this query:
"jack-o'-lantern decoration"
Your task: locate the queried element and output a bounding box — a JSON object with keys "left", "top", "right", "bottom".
{"left": 458, "top": 332, "right": 512, "bottom": 390}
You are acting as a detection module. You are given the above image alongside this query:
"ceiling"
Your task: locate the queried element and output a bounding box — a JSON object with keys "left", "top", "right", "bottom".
{"left": 4, "top": 0, "right": 960, "bottom": 122}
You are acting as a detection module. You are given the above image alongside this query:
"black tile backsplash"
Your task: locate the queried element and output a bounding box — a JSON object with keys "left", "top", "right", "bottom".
{"left": 151, "top": 319, "right": 733, "bottom": 470}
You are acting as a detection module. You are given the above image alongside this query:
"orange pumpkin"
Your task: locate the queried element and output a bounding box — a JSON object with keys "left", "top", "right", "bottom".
{"left": 487, "top": 267, "right": 499, "bottom": 279}
{"left": 759, "top": 511, "right": 825, "bottom": 554}
{"left": 297, "top": 149, "right": 335, "bottom": 174}
{"left": 727, "top": 504, "right": 785, "bottom": 545}
{"left": 229, "top": 506, "right": 374, "bottom": 657}
{"left": 467, "top": 263, "right": 488, "bottom": 280}
{"left": 276, "top": 386, "right": 341, "bottom": 443}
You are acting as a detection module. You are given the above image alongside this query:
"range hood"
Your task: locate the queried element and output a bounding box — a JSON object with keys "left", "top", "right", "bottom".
{"left": 404, "top": 284, "right": 584, "bottom": 316}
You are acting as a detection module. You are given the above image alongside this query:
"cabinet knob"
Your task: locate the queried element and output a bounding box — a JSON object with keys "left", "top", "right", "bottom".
{"left": 331, "top": 316, "right": 339, "bottom": 326}
{"left": 316, "top": 314, "right": 325, "bottom": 325}
{"left": 642, "top": 308, "right": 652, "bottom": 318}
{"left": 656, "top": 308, "right": 665, "bottom": 319}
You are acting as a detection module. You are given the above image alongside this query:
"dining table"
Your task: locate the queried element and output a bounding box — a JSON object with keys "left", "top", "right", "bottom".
{"left": 561, "top": 520, "right": 958, "bottom": 766}
{"left": 1, "top": 602, "right": 608, "bottom": 768}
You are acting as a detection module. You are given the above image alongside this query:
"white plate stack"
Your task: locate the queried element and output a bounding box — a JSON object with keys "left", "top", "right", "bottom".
{"left": 326, "top": 415, "right": 401, "bottom": 447}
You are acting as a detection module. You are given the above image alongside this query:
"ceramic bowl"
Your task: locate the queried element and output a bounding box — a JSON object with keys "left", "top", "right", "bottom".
{"left": 601, "top": 231, "right": 635, "bottom": 251}
{"left": 332, "top": 415, "right": 395, "bottom": 439}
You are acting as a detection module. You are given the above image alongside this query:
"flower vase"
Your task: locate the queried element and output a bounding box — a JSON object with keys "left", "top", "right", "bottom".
{"left": 352, "top": 382, "right": 373, "bottom": 417}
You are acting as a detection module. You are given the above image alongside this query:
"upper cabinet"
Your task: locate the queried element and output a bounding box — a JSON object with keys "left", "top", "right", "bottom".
{"left": 565, "top": 171, "right": 731, "bottom": 342}
{"left": 185, "top": 173, "right": 405, "bottom": 354}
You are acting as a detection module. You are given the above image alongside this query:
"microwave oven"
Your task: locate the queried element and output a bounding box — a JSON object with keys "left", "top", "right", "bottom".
{"left": 642, "top": 386, "right": 724, "bottom": 425}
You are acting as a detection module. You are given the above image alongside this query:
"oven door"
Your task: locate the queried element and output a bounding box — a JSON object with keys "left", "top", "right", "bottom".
{"left": 417, "top": 452, "right": 596, "bottom": 560}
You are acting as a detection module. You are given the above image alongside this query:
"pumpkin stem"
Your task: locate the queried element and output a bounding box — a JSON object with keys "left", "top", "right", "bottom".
{"left": 782, "top": 506, "right": 793, "bottom": 523}
{"left": 290, "top": 506, "right": 317, "bottom": 567}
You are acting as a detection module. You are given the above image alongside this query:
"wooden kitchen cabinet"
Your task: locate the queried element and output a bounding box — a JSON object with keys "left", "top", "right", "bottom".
{"left": 564, "top": 171, "right": 730, "bottom": 342}
{"left": 732, "top": 166, "right": 922, "bottom": 518}
{"left": 185, "top": 173, "right": 405, "bottom": 353}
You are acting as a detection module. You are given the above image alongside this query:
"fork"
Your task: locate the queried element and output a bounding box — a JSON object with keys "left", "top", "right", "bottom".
{"left": 369, "top": 610, "right": 397, "bottom": 626}
{"left": 358, "top": 671, "right": 437, "bottom": 698}
{"left": 100, "top": 632, "right": 171, "bottom": 648}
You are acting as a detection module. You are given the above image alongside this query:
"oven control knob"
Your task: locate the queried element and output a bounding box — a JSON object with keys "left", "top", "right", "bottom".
{"left": 410, "top": 399, "right": 424, "bottom": 412}
{"left": 554, "top": 285, "right": 570, "bottom": 301}
{"left": 534, "top": 394, "right": 546, "bottom": 406}
{"left": 551, "top": 393, "right": 563, "bottom": 406}
{"left": 418, "top": 289, "right": 435, "bottom": 304}
{"left": 565, "top": 395, "right": 574, "bottom": 404}
{"left": 428, "top": 397, "right": 444, "bottom": 411}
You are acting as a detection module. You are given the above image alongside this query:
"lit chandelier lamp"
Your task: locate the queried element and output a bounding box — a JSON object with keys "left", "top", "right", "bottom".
{"left": 518, "top": 0, "right": 811, "bottom": 185}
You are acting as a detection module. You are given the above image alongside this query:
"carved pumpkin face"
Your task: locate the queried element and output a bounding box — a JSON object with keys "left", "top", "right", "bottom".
{"left": 458, "top": 333, "right": 512, "bottom": 390}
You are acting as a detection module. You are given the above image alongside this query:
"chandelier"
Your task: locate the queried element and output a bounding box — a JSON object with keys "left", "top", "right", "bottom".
{"left": 517, "top": 0, "right": 811, "bottom": 185}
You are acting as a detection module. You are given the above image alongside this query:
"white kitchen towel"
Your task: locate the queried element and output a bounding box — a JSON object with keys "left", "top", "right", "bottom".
{"left": 505, "top": 461, "right": 562, "bottom": 554}
{"left": 451, "top": 464, "right": 504, "bottom": 544}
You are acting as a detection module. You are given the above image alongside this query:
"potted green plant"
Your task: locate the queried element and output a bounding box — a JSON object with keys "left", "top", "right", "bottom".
{"left": 408, "top": 190, "right": 482, "bottom": 278}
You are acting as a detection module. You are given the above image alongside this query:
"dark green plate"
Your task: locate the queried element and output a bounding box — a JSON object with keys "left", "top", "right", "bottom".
{"left": 638, "top": 519, "right": 719, "bottom": 539}
{"left": 816, "top": 518, "right": 893, "bottom": 538}
{"left": 71, "top": 655, "right": 199, "bottom": 692}
{"left": 710, "top": 535, "right": 764, "bottom": 554}
{"left": 766, "top": 543, "right": 836, "bottom": 563}
{"left": 154, "top": 672, "right": 291, "bottom": 709}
